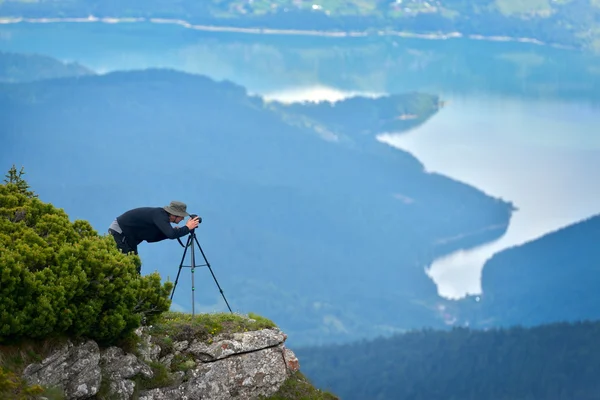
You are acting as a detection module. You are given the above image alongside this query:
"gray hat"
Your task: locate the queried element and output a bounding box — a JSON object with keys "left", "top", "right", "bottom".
{"left": 164, "top": 201, "right": 190, "bottom": 217}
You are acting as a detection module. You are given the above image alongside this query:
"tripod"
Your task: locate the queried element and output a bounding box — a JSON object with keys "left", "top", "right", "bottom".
{"left": 170, "top": 225, "right": 232, "bottom": 316}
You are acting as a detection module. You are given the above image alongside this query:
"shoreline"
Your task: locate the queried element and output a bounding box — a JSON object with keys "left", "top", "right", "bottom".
{"left": 0, "top": 15, "right": 576, "bottom": 50}
{"left": 380, "top": 95, "right": 600, "bottom": 300}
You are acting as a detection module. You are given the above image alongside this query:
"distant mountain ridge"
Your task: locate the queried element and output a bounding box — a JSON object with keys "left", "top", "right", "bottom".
{"left": 0, "top": 51, "right": 94, "bottom": 82}
{"left": 1, "top": 0, "right": 600, "bottom": 51}
{"left": 0, "top": 53, "right": 513, "bottom": 346}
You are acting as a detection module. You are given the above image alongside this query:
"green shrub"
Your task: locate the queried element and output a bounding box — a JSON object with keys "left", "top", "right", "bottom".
{"left": 0, "top": 166, "right": 173, "bottom": 345}
{"left": 0, "top": 367, "right": 44, "bottom": 399}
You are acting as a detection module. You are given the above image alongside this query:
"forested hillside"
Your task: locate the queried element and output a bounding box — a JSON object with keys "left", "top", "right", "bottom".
{"left": 458, "top": 214, "right": 600, "bottom": 328}
{"left": 297, "top": 320, "right": 600, "bottom": 400}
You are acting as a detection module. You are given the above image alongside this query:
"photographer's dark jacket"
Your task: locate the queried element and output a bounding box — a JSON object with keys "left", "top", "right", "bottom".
{"left": 116, "top": 207, "right": 190, "bottom": 246}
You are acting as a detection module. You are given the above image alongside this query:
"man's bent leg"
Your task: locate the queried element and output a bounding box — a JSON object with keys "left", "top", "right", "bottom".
{"left": 109, "top": 229, "right": 135, "bottom": 254}
{"left": 108, "top": 229, "right": 140, "bottom": 273}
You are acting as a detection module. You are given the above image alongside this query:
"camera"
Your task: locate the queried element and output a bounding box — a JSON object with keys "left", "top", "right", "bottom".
{"left": 190, "top": 214, "right": 202, "bottom": 224}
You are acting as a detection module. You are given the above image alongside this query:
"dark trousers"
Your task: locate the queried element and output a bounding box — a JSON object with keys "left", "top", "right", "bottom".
{"left": 109, "top": 229, "right": 138, "bottom": 256}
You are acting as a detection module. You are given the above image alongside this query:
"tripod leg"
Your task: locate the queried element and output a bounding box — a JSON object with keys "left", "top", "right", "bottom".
{"left": 193, "top": 235, "right": 233, "bottom": 313}
{"left": 171, "top": 234, "right": 192, "bottom": 301}
{"left": 190, "top": 232, "right": 196, "bottom": 317}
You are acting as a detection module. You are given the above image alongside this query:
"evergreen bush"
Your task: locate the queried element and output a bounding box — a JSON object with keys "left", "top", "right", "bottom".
{"left": 0, "top": 166, "right": 173, "bottom": 345}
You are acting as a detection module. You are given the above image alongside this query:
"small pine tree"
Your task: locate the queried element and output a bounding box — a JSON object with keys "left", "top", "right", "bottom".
{"left": 3, "top": 165, "right": 37, "bottom": 198}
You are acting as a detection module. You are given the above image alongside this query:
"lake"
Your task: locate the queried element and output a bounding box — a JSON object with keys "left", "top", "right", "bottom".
{"left": 379, "top": 95, "right": 600, "bottom": 298}
{"left": 2, "top": 20, "right": 600, "bottom": 301}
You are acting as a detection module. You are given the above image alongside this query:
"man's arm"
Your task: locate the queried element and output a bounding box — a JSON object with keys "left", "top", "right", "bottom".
{"left": 153, "top": 211, "right": 190, "bottom": 239}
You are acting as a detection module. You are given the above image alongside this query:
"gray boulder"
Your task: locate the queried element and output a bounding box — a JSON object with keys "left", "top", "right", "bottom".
{"left": 22, "top": 327, "right": 299, "bottom": 400}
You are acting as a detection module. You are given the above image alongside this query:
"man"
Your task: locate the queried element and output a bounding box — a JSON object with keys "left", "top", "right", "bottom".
{"left": 108, "top": 200, "right": 200, "bottom": 257}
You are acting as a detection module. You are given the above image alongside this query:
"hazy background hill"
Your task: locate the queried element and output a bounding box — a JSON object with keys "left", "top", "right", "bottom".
{"left": 0, "top": 50, "right": 93, "bottom": 82}
{"left": 456, "top": 214, "right": 600, "bottom": 327}
{"left": 0, "top": 57, "right": 513, "bottom": 345}
{"left": 2, "top": 22, "right": 598, "bottom": 107}
{"left": 2, "top": 0, "right": 600, "bottom": 51}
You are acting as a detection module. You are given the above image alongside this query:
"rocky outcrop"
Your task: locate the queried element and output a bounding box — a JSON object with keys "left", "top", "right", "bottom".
{"left": 22, "top": 340, "right": 102, "bottom": 399}
{"left": 22, "top": 327, "right": 299, "bottom": 399}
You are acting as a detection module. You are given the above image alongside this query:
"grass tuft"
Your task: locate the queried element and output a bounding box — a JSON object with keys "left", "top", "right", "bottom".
{"left": 148, "top": 311, "right": 277, "bottom": 344}
{"left": 260, "top": 372, "right": 339, "bottom": 400}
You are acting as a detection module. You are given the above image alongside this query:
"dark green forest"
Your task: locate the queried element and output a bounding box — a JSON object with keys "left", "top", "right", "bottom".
{"left": 296, "top": 320, "right": 600, "bottom": 400}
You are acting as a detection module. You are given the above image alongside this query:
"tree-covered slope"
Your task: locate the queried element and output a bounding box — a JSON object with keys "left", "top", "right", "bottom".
{"left": 0, "top": 67, "right": 512, "bottom": 345}
{"left": 296, "top": 320, "right": 600, "bottom": 400}
{"left": 457, "top": 214, "right": 600, "bottom": 328}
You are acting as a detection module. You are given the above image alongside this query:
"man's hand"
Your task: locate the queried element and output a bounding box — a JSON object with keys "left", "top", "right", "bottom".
{"left": 186, "top": 216, "right": 200, "bottom": 230}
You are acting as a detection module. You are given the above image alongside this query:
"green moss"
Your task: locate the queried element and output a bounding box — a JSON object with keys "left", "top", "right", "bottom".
{"left": 137, "top": 361, "right": 175, "bottom": 390}
{"left": 148, "top": 311, "right": 277, "bottom": 345}
{"left": 171, "top": 353, "right": 196, "bottom": 372}
{"left": 95, "top": 376, "right": 113, "bottom": 400}
{"left": 37, "top": 386, "right": 66, "bottom": 400}
{"left": 114, "top": 329, "right": 143, "bottom": 355}
{"left": 0, "top": 367, "right": 45, "bottom": 400}
{"left": 261, "top": 372, "right": 339, "bottom": 400}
